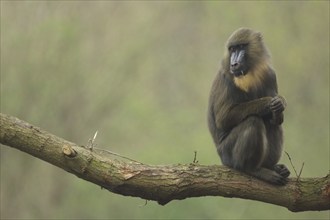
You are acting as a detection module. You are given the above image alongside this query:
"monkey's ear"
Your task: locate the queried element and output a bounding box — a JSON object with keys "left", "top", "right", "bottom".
{"left": 256, "top": 32, "right": 263, "bottom": 41}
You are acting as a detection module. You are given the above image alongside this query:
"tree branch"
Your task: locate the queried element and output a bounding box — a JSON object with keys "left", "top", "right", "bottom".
{"left": 0, "top": 113, "right": 329, "bottom": 212}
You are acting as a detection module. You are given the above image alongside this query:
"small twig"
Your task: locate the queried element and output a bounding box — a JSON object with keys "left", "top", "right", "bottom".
{"left": 193, "top": 151, "right": 198, "bottom": 163}
{"left": 85, "top": 131, "right": 143, "bottom": 164}
{"left": 285, "top": 151, "right": 299, "bottom": 177}
{"left": 87, "top": 130, "right": 98, "bottom": 151}
{"left": 93, "top": 147, "right": 143, "bottom": 164}
{"left": 297, "top": 162, "right": 305, "bottom": 181}
{"left": 285, "top": 151, "right": 304, "bottom": 182}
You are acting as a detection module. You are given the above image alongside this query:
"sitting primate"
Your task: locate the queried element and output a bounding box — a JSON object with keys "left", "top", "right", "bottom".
{"left": 208, "top": 28, "right": 290, "bottom": 185}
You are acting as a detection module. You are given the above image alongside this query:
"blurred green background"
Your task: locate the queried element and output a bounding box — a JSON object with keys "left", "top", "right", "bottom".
{"left": 1, "top": 1, "right": 329, "bottom": 219}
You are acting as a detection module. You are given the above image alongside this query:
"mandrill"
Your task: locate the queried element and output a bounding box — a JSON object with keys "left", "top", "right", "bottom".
{"left": 208, "top": 28, "right": 290, "bottom": 185}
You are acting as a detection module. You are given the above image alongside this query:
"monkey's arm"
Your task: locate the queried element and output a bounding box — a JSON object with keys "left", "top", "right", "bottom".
{"left": 215, "top": 97, "right": 271, "bottom": 131}
{"left": 215, "top": 95, "right": 286, "bottom": 131}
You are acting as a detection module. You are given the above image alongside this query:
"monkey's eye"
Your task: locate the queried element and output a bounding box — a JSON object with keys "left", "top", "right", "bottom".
{"left": 239, "top": 44, "right": 248, "bottom": 49}
{"left": 228, "top": 44, "right": 247, "bottom": 52}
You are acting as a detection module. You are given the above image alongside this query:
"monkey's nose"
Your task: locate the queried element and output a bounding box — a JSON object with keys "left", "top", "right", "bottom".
{"left": 231, "top": 62, "right": 242, "bottom": 71}
{"left": 231, "top": 62, "right": 239, "bottom": 68}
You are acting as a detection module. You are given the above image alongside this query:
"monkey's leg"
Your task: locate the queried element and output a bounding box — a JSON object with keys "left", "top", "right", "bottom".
{"left": 218, "top": 117, "right": 288, "bottom": 185}
{"left": 218, "top": 116, "right": 267, "bottom": 169}
{"left": 263, "top": 123, "right": 290, "bottom": 178}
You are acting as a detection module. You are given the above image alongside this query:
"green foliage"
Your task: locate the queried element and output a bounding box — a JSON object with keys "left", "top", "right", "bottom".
{"left": 1, "top": 1, "right": 329, "bottom": 219}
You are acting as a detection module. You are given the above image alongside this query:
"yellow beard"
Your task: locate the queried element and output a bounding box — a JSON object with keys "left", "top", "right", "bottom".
{"left": 233, "top": 61, "right": 269, "bottom": 92}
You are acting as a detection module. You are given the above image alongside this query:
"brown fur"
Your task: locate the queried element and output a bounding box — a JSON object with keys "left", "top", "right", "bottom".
{"left": 207, "top": 28, "right": 290, "bottom": 185}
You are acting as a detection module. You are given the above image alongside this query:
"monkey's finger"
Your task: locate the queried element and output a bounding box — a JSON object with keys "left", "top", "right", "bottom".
{"left": 274, "top": 164, "right": 290, "bottom": 178}
{"left": 270, "top": 99, "right": 285, "bottom": 112}
{"left": 277, "top": 95, "right": 287, "bottom": 108}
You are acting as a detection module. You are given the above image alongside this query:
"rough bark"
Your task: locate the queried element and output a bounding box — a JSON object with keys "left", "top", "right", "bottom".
{"left": 0, "top": 113, "right": 329, "bottom": 212}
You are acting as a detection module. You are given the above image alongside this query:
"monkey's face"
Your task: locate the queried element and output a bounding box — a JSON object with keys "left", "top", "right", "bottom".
{"left": 225, "top": 28, "right": 269, "bottom": 78}
{"left": 228, "top": 44, "right": 249, "bottom": 77}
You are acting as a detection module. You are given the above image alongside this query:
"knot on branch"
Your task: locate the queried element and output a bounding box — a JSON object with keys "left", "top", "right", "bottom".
{"left": 62, "top": 145, "right": 77, "bottom": 158}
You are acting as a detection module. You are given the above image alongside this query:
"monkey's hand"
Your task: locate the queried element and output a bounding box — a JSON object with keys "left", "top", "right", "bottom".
{"left": 269, "top": 95, "right": 286, "bottom": 125}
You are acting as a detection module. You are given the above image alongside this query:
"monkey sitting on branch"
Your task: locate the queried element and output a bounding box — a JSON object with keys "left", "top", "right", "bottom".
{"left": 208, "top": 28, "right": 290, "bottom": 185}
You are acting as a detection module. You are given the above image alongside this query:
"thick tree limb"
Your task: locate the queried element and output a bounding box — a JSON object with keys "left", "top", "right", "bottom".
{"left": 0, "top": 113, "right": 329, "bottom": 212}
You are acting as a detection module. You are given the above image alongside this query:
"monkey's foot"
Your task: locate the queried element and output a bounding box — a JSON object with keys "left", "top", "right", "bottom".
{"left": 274, "top": 164, "right": 290, "bottom": 178}
{"left": 247, "top": 168, "right": 289, "bottom": 185}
